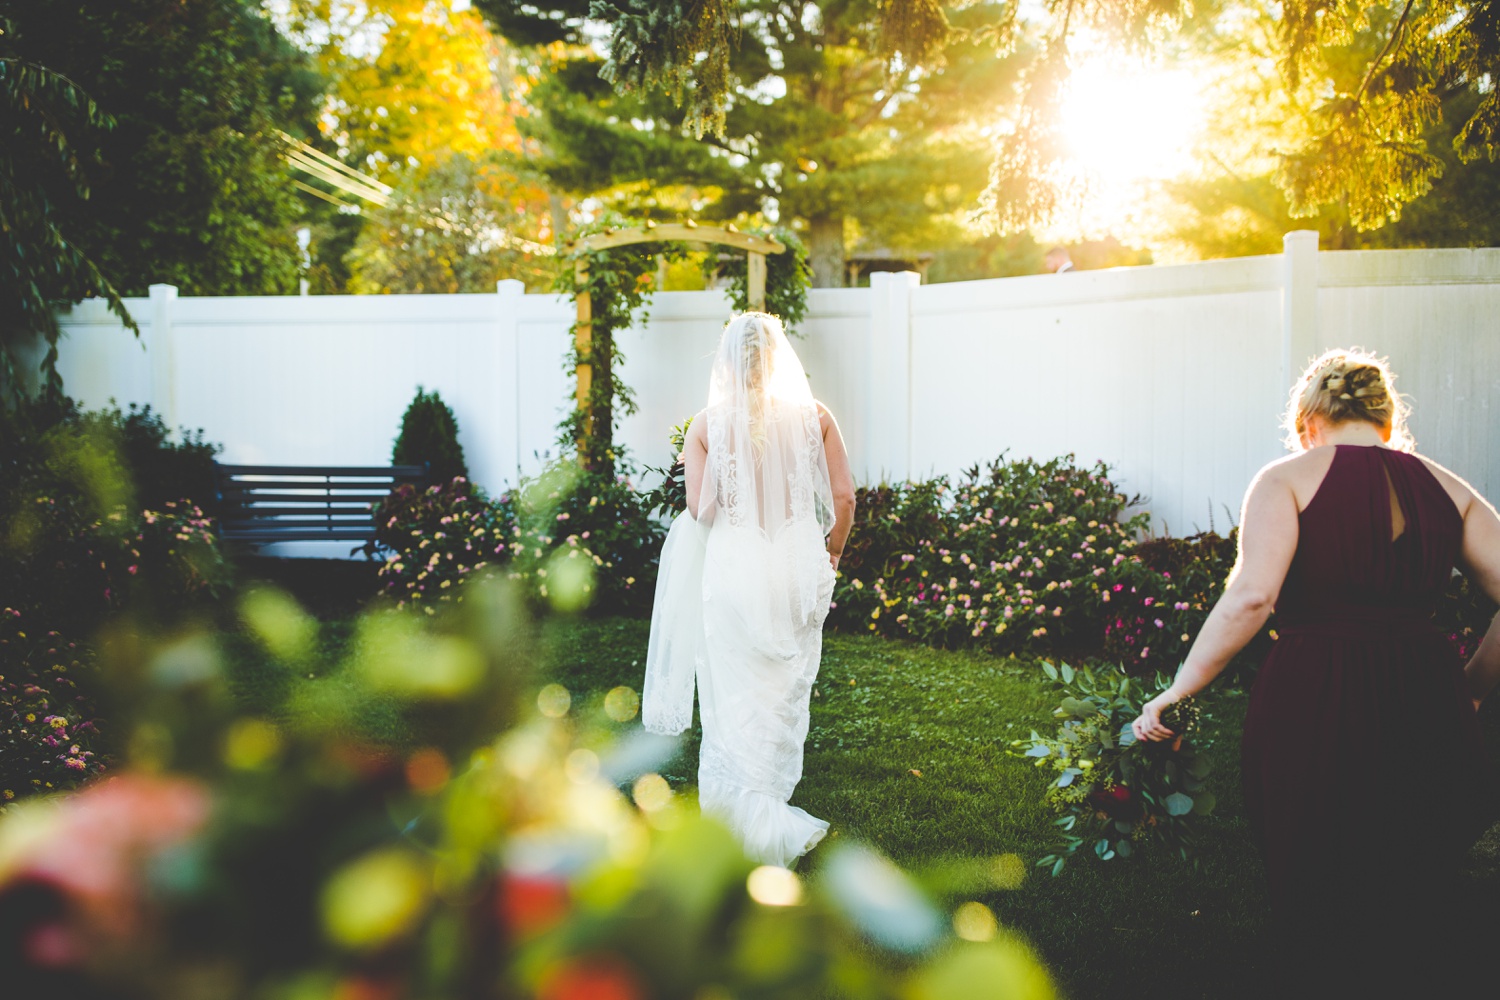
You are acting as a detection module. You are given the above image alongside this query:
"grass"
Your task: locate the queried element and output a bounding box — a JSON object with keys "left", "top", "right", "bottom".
{"left": 538, "top": 616, "right": 1273, "bottom": 1000}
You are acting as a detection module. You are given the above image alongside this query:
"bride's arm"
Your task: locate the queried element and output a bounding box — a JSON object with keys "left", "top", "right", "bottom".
{"left": 683, "top": 416, "right": 709, "bottom": 520}
{"left": 819, "top": 403, "right": 856, "bottom": 568}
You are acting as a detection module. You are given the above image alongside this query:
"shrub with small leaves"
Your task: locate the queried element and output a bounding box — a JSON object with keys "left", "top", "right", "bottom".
{"left": 498, "top": 462, "right": 666, "bottom": 616}
{"left": 369, "top": 464, "right": 666, "bottom": 617}
{"left": 367, "top": 478, "right": 512, "bottom": 613}
{"left": 393, "top": 387, "right": 468, "bottom": 483}
{"left": 1101, "top": 532, "right": 1255, "bottom": 676}
{"left": 3, "top": 495, "right": 230, "bottom": 636}
{"left": 830, "top": 455, "right": 1149, "bottom": 656}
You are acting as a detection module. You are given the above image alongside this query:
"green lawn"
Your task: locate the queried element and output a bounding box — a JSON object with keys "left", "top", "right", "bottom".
{"left": 539, "top": 616, "right": 1274, "bottom": 1000}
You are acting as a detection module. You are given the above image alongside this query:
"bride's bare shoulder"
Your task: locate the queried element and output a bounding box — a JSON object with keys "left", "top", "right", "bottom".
{"left": 685, "top": 410, "right": 708, "bottom": 445}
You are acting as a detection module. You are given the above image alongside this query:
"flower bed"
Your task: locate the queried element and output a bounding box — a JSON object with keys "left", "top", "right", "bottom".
{"left": 0, "top": 609, "right": 105, "bottom": 804}
{"left": 830, "top": 455, "right": 1174, "bottom": 661}
{"left": 369, "top": 463, "right": 666, "bottom": 616}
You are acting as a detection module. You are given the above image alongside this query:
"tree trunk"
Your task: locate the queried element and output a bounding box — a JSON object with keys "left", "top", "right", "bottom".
{"left": 807, "top": 213, "right": 846, "bottom": 288}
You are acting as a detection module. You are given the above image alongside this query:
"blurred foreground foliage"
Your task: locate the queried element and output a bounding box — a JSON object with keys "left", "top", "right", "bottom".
{"left": 0, "top": 574, "right": 1057, "bottom": 1000}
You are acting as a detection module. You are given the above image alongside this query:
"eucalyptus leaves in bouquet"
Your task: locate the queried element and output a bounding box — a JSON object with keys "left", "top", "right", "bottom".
{"left": 1012, "top": 662, "right": 1215, "bottom": 875}
{"left": 641, "top": 416, "right": 694, "bottom": 519}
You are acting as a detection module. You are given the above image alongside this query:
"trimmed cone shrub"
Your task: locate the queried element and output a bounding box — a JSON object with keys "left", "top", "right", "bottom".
{"left": 393, "top": 387, "right": 467, "bottom": 483}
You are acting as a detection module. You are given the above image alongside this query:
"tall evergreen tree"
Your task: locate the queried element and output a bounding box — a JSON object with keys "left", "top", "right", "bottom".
{"left": 479, "top": 1, "right": 1019, "bottom": 285}
{"left": 520, "top": 1, "right": 1500, "bottom": 241}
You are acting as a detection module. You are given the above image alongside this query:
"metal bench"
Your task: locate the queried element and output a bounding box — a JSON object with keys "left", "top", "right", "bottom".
{"left": 215, "top": 464, "right": 429, "bottom": 546}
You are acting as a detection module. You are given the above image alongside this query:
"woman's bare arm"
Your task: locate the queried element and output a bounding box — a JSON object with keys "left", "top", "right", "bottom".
{"left": 683, "top": 415, "right": 709, "bottom": 520}
{"left": 819, "top": 403, "right": 856, "bottom": 569}
{"left": 1132, "top": 461, "right": 1302, "bottom": 742}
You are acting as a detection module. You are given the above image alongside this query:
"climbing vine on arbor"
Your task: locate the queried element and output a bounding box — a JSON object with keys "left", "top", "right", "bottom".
{"left": 555, "top": 220, "right": 812, "bottom": 475}
{"left": 706, "top": 226, "right": 811, "bottom": 335}
{"left": 554, "top": 234, "right": 686, "bottom": 475}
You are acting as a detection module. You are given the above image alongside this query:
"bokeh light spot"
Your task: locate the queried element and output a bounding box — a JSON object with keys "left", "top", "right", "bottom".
{"left": 239, "top": 586, "right": 316, "bottom": 661}
{"left": 223, "top": 718, "right": 282, "bottom": 771}
{"left": 631, "top": 773, "right": 671, "bottom": 812}
{"left": 405, "top": 747, "right": 450, "bottom": 794}
{"left": 321, "top": 849, "right": 431, "bottom": 950}
{"left": 747, "top": 865, "right": 803, "bottom": 907}
{"left": 565, "top": 748, "right": 600, "bottom": 784}
{"left": 953, "top": 901, "right": 999, "bottom": 942}
{"left": 537, "top": 684, "right": 572, "bottom": 718}
{"left": 545, "top": 548, "right": 595, "bottom": 613}
{"left": 603, "top": 686, "right": 640, "bottom": 723}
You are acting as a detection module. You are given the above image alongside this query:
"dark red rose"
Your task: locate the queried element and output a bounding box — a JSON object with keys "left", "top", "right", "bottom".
{"left": 1088, "top": 783, "right": 1142, "bottom": 822}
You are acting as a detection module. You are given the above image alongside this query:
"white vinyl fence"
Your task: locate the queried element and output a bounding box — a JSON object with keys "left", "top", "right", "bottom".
{"left": 40, "top": 231, "right": 1500, "bottom": 553}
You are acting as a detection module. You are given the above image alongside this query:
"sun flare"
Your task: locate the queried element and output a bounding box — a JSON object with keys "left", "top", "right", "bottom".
{"left": 1048, "top": 52, "right": 1207, "bottom": 242}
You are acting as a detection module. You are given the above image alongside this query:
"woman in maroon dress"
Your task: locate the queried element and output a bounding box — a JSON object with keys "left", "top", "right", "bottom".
{"left": 1132, "top": 350, "right": 1500, "bottom": 994}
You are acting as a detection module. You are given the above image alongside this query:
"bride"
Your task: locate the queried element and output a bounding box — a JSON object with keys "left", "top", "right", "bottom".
{"left": 642, "top": 311, "right": 856, "bottom": 867}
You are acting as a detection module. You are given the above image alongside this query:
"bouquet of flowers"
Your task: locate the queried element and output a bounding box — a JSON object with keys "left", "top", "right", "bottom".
{"left": 1011, "top": 662, "right": 1215, "bottom": 875}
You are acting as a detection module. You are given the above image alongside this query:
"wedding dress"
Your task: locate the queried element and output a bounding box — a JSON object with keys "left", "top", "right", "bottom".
{"left": 643, "top": 313, "right": 836, "bottom": 868}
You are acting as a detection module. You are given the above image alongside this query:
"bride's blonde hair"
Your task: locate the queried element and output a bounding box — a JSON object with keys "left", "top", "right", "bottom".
{"left": 1283, "top": 348, "right": 1413, "bottom": 452}
{"left": 726, "top": 311, "right": 780, "bottom": 455}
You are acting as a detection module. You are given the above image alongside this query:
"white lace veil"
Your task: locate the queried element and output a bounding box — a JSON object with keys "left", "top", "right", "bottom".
{"left": 643, "top": 313, "right": 835, "bottom": 734}
{"left": 696, "top": 312, "right": 835, "bottom": 542}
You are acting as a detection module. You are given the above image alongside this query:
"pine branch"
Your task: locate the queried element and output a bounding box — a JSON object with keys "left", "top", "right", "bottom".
{"left": 1353, "top": 0, "right": 1418, "bottom": 106}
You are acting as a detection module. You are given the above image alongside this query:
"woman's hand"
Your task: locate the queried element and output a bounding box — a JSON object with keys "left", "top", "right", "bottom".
{"left": 1132, "top": 689, "right": 1183, "bottom": 744}
{"left": 828, "top": 550, "right": 841, "bottom": 572}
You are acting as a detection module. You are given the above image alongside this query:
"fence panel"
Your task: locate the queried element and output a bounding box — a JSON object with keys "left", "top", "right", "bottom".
{"left": 45, "top": 238, "right": 1500, "bottom": 552}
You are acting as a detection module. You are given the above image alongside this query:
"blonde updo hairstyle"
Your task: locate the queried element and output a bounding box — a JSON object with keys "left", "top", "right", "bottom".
{"left": 1283, "top": 349, "right": 1412, "bottom": 453}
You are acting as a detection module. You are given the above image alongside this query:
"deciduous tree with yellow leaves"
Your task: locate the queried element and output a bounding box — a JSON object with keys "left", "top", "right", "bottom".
{"left": 281, "top": 0, "right": 557, "bottom": 291}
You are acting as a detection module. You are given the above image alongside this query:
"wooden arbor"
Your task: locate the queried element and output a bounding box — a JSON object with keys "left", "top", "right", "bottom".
{"left": 564, "top": 224, "right": 786, "bottom": 469}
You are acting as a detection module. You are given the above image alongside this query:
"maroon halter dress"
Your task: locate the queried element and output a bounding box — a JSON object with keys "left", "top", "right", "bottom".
{"left": 1240, "top": 444, "right": 1492, "bottom": 990}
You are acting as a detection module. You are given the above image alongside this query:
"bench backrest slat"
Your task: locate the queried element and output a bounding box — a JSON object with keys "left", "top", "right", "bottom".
{"left": 215, "top": 463, "right": 430, "bottom": 545}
